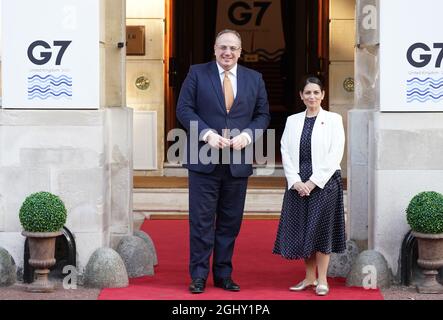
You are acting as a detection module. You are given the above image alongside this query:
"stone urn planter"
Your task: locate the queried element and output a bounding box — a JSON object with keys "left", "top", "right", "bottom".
{"left": 406, "top": 191, "right": 443, "bottom": 293}
{"left": 22, "top": 231, "right": 62, "bottom": 292}
{"left": 19, "top": 191, "right": 67, "bottom": 293}
{"left": 412, "top": 232, "right": 443, "bottom": 293}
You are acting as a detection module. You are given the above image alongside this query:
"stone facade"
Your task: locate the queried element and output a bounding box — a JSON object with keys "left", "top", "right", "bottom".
{"left": 368, "top": 113, "right": 443, "bottom": 276}
{"left": 0, "top": 0, "right": 133, "bottom": 275}
{"left": 1, "top": 0, "right": 440, "bottom": 286}
{"left": 347, "top": 0, "right": 379, "bottom": 249}
{"left": 0, "top": 108, "right": 133, "bottom": 274}
{"left": 349, "top": 0, "right": 443, "bottom": 279}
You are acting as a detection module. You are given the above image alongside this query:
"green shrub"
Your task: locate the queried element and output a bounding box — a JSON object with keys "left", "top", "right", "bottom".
{"left": 19, "top": 191, "right": 67, "bottom": 232}
{"left": 406, "top": 191, "right": 443, "bottom": 234}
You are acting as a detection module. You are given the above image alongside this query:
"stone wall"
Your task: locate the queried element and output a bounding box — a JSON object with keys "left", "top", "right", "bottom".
{"left": 0, "top": 108, "right": 132, "bottom": 274}
{"left": 350, "top": 0, "right": 443, "bottom": 278}
{"left": 347, "top": 0, "right": 378, "bottom": 248}
{"left": 126, "top": 0, "right": 165, "bottom": 175}
{"left": 368, "top": 113, "right": 443, "bottom": 276}
{"left": 0, "top": 0, "right": 132, "bottom": 275}
{"left": 329, "top": 0, "right": 356, "bottom": 179}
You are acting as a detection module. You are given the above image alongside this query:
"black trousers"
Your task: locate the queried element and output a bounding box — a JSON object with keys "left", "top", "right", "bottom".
{"left": 188, "top": 164, "right": 248, "bottom": 280}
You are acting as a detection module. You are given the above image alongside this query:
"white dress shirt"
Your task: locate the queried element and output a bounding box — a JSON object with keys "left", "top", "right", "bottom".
{"left": 216, "top": 63, "right": 238, "bottom": 98}
{"left": 202, "top": 63, "right": 251, "bottom": 145}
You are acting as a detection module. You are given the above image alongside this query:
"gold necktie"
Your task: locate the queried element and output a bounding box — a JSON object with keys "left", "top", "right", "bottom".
{"left": 223, "top": 71, "right": 234, "bottom": 113}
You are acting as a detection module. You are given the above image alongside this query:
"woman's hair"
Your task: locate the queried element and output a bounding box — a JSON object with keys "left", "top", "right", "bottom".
{"left": 299, "top": 75, "right": 325, "bottom": 92}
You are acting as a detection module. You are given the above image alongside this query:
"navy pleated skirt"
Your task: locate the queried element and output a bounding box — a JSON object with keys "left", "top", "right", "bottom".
{"left": 273, "top": 170, "right": 346, "bottom": 259}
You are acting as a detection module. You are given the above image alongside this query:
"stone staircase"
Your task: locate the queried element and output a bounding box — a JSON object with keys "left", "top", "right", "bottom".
{"left": 134, "top": 186, "right": 287, "bottom": 219}
{"left": 133, "top": 169, "right": 347, "bottom": 220}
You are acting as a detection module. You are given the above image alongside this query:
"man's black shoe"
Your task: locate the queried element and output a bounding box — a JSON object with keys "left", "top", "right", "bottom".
{"left": 214, "top": 278, "right": 240, "bottom": 291}
{"left": 189, "top": 278, "right": 206, "bottom": 294}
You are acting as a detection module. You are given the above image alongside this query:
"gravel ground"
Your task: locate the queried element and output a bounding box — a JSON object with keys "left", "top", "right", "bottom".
{"left": 381, "top": 284, "right": 443, "bottom": 300}
{"left": 0, "top": 281, "right": 100, "bottom": 300}
{"left": 1, "top": 281, "right": 443, "bottom": 300}
{"left": 0, "top": 219, "right": 147, "bottom": 301}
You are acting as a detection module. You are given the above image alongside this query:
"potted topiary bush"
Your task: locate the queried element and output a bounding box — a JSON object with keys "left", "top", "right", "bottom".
{"left": 19, "top": 191, "right": 67, "bottom": 292}
{"left": 406, "top": 191, "right": 443, "bottom": 293}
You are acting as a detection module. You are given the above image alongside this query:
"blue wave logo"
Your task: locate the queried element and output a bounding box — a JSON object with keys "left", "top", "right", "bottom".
{"left": 406, "top": 77, "right": 443, "bottom": 103}
{"left": 27, "top": 74, "right": 72, "bottom": 100}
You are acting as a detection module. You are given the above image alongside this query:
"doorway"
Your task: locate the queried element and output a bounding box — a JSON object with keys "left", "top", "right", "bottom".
{"left": 165, "top": 0, "right": 329, "bottom": 163}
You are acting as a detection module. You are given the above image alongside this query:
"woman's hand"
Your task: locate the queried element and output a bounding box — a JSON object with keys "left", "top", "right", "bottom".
{"left": 305, "top": 180, "right": 317, "bottom": 193}
{"left": 292, "top": 182, "right": 311, "bottom": 197}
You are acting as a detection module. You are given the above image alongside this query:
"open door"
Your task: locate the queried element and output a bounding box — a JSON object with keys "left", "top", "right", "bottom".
{"left": 164, "top": 0, "right": 217, "bottom": 157}
{"left": 165, "top": 0, "right": 330, "bottom": 163}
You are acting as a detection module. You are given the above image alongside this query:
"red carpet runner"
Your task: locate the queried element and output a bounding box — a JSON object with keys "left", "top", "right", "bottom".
{"left": 99, "top": 220, "right": 383, "bottom": 300}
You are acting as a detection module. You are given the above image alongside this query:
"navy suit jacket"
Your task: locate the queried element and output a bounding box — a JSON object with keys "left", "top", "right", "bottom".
{"left": 176, "top": 61, "right": 270, "bottom": 177}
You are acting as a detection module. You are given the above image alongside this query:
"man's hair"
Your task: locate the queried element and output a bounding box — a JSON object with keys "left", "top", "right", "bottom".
{"left": 215, "top": 29, "right": 242, "bottom": 45}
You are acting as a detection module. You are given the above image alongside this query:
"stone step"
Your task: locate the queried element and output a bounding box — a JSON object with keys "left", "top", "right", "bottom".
{"left": 133, "top": 188, "right": 348, "bottom": 218}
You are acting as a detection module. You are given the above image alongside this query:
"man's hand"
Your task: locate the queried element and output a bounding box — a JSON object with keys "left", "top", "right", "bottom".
{"left": 292, "top": 182, "right": 311, "bottom": 197}
{"left": 230, "top": 133, "right": 250, "bottom": 150}
{"left": 206, "top": 132, "right": 231, "bottom": 149}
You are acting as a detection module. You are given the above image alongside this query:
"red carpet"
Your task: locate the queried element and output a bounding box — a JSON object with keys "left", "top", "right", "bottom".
{"left": 99, "top": 220, "right": 383, "bottom": 300}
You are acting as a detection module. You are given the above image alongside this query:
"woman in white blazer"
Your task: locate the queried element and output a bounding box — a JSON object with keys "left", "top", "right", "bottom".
{"left": 273, "top": 76, "right": 346, "bottom": 296}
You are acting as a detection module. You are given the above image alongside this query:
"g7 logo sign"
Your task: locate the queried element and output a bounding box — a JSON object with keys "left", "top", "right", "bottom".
{"left": 407, "top": 42, "right": 443, "bottom": 68}
{"left": 27, "top": 40, "right": 72, "bottom": 66}
{"left": 228, "top": 1, "right": 271, "bottom": 26}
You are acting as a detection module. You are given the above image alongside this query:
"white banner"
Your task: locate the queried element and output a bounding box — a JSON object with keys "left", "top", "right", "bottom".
{"left": 1, "top": 0, "right": 100, "bottom": 109}
{"left": 380, "top": 0, "right": 443, "bottom": 111}
{"left": 216, "top": 0, "right": 284, "bottom": 61}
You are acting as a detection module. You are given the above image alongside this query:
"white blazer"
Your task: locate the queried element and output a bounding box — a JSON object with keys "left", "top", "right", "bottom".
{"left": 281, "top": 107, "right": 345, "bottom": 190}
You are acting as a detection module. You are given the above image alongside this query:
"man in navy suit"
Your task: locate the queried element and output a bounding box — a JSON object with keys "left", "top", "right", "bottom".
{"left": 176, "top": 29, "right": 270, "bottom": 293}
